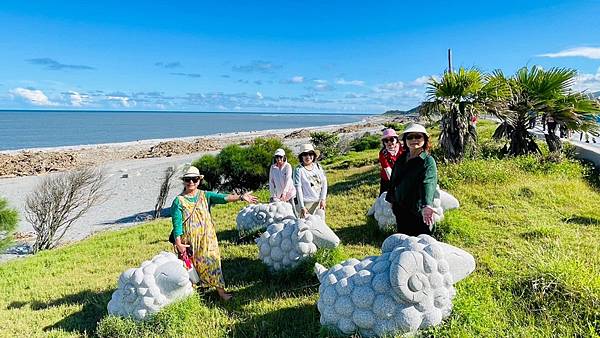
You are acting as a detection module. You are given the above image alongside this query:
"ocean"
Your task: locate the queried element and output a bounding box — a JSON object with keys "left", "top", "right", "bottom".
{"left": 0, "top": 111, "right": 370, "bottom": 151}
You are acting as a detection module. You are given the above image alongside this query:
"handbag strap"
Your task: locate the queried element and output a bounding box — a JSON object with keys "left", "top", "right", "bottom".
{"left": 180, "top": 191, "right": 202, "bottom": 240}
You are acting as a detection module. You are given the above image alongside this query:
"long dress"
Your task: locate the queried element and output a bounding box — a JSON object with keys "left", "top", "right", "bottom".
{"left": 171, "top": 190, "right": 227, "bottom": 288}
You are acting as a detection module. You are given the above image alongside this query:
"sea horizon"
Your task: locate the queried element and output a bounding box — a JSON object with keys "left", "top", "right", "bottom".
{"left": 0, "top": 110, "right": 373, "bottom": 151}
{"left": 0, "top": 109, "right": 373, "bottom": 116}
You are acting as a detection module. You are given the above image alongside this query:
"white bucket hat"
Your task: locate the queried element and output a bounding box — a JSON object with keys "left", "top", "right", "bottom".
{"left": 273, "top": 148, "right": 286, "bottom": 157}
{"left": 181, "top": 166, "right": 204, "bottom": 179}
{"left": 298, "top": 144, "right": 320, "bottom": 158}
{"left": 402, "top": 123, "right": 429, "bottom": 137}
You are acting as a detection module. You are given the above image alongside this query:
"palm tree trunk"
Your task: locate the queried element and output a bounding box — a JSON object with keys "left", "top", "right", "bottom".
{"left": 545, "top": 121, "right": 562, "bottom": 152}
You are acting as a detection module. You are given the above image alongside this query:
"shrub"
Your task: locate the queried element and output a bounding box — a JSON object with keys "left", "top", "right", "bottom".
{"left": 383, "top": 122, "right": 405, "bottom": 132}
{"left": 25, "top": 167, "right": 108, "bottom": 252}
{"left": 154, "top": 166, "right": 176, "bottom": 218}
{"left": 192, "top": 154, "right": 222, "bottom": 190}
{"left": 350, "top": 133, "right": 381, "bottom": 152}
{"left": 0, "top": 198, "right": 18, "bottom": 233}
{"left": 193, "top": 138, "right": 294, "bottom": 192}
{"left": 310, "top": 131, "right": 340, "bottom": 159}
{"left": 0, "top": 198, "right": 18, "bottom": 249}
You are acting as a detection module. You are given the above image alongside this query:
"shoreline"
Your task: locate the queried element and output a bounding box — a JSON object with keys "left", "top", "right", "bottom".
{"left": 0, "top": 117, "right": 371, "bottom": 155}
{"left": 0, "top": 114, "right": 403, "bottom": 262}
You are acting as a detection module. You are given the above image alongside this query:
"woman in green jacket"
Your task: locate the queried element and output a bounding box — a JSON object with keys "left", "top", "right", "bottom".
{"left": 385, "top": 123, "right": 438, "bottom": 236}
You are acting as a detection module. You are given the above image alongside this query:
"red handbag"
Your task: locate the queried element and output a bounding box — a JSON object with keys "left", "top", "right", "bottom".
{"left": 178, "top": 246, "right": 194, "bottom": 269}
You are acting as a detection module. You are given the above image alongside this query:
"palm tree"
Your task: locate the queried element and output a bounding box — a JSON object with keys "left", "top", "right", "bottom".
{"left": 420, "top": 67, "right": 508, "bottom": 161}
{"left": 492, "top": 66, "right": 600, "bottom": 154}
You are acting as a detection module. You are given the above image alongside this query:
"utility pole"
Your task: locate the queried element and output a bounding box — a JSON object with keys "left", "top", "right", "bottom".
{"left": 448, "top": 48, "right": 453, "bottom": 73}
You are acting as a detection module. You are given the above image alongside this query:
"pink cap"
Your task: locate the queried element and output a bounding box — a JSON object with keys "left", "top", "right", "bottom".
{"left": 381, "top": 128, "right": 399, "bottom": 140}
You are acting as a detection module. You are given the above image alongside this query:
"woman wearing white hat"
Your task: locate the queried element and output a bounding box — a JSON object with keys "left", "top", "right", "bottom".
{"left": 294, "top": 144, "right": 328, "bottom": 220}
{"left": 171, "top": 165, "right": 257, "bottom": 301}
{"left": 385, "top": 123, "right": 438, "bottom": 236}
{"left": 268, "top": 148, "right": 296, "bottom": 204}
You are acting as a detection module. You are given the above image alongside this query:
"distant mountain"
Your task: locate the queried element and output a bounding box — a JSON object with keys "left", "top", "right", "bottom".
{"left": 592, "top": 91, "right": 600, "bottom": 98}
{"left": 383, "top": 105, "right": 420, "bottom": 116}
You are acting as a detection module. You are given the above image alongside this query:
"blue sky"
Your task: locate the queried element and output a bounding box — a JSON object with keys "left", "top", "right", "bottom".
{"left": 1, "top": 1, "right": 599, "bottom": 113}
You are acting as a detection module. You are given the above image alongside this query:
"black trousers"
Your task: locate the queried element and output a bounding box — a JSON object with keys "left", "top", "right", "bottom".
{"left": 391, "top": 202, "right": 432, "bottom": 236}
{"left": 379, "top": 179, "right": 391, "bottom": 197}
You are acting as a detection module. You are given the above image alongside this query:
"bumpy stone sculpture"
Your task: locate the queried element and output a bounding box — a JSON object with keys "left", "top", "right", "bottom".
{"left": 256, "top": 213, "right": 341, "bottom": 271}
{"left": 314, "top": 234, "right": 475, "bottom": 337}
{"left": 236, "top": 202, "right": 296, "bottom": 237}
{"left": 107, "top": 252, "right": 195, "bottom": 320}
{"left": 367, "top": 188, "right": 459, "bottom": 232}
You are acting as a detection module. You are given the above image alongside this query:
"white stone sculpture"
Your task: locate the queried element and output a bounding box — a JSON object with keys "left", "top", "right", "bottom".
{"left": 236, "top": 202, "right": 296, "bottom": 237}
{"left": 256, "top": 214, "right": 341, "bottom": 271}
{"left": 367, "top": 188, "right": 459, "bottom": 232}
{"left": 314, "top": 234, "right": 475, "bottom": 337}
{"left": 107, "top": 252, "right": 196, "bottom": 320}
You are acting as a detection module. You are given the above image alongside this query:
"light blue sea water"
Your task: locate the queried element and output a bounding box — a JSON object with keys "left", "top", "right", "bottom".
{"left": 0, "top": 111, "right": 370, "bottom": 151}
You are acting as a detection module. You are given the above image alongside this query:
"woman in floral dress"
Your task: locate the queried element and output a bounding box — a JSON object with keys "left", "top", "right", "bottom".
{"left": 171, "top": 166, "right": 257, "bottom": 300}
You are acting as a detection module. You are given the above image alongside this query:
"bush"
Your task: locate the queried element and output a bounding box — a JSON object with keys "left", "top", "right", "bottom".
{"left": 350, "top": 133, "right": 381, "bottom": 152}
{"left": 0, "top": 198, "right": 18, "bottom": 249}
{"left": 310, "top": 131, "right": 340, "bottom": 159}
{"left": 383, "top": 122, "right": 406, "bottom": 132}
{"left": 25, "top": 167, "right": 108, "bottom": 252}
{"left": 192, "top": 138, "right": 295, "bottom": 192}
{"left": 192, "top": 154, "right": 222, "bottom": 190}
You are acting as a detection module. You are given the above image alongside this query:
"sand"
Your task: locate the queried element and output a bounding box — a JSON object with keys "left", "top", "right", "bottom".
{"left": 0, "top": 115, "right": 402, "bottom": 262}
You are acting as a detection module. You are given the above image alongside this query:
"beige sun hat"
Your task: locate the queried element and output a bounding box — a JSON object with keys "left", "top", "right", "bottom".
{"left": 298, "top": 143, "right": 320, "bottom": 158}
{"left": 181, "top": 166, "right": 204, "bottom": 179}
{"left": 402, "top": 123, "right": 429, "bottom": 137}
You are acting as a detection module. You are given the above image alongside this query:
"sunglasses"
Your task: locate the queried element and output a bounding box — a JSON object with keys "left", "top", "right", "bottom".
{"left": 383, "top": 138, "right": 396, "bottom": 143}
{"left": 302, "top": 152, "right": 315, "bottom": 157}
{"left": 406, "top": 134, "right": 424, "bottom": 141}
{"left": 274, "top": 155, "right": 284, "bottom": 159}
{"left": 182, "top": 177, "right": 200, "bottom": 183}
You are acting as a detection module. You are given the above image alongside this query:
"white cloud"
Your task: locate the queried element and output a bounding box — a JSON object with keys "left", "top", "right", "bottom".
{"left": 336, "top": 78, "right": 365, "bottom": 86}
{"left": 68, "top": 91, "right": 89, "bottom": 107}
{"left": 374, "top": 81, "right": 404, "bottom": 92}
{"left": 313, "top": 79, "right": 328, "bottom": 84}
{"left": 538, "top": 47, "right": 600, "bottom": 59}
{"left": 107, "top": 95, "right": 135, "bottom": 107}
{"left": 411, "top": 76, "right": 431, "bottom": 86}
{"left": 256, "top": 91, "right": 264, "bottom": 99}
{"left": 573, "top": 67, "right": 600, "bottom": 92}
{"left": 280, "top": 76, "right": 304, "bottom": 84}
{"left": 10, "top": 87, "right": 58, "bottom": 106}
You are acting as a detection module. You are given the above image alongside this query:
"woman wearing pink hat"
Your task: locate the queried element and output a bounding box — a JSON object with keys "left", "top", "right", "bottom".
{"left": 378, "top": 128, "right": 403, "bottom": 196}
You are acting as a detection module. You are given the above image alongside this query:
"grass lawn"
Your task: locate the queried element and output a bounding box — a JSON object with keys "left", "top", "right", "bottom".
{"left": 0, "top": 121, "right": 599, "bottom": 337}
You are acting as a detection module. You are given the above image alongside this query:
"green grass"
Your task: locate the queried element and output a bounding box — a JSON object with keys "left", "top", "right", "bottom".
{"left": 1, "top": 121, "right": 599, "bottom": 337}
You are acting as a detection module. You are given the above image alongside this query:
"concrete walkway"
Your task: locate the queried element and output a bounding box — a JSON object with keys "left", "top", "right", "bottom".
{"left": 529, "top": 126, "right": 600, "bottom": 166}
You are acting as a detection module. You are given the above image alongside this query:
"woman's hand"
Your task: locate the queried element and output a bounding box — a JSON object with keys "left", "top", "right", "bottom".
{"left": 300, "top": 207, "right": 309, "bottom": 218}
{"left": 241, "top": 191, "right": 258, "bottom": 204}
{"left": 319, "top": 199, "right": 326, "bottom": 210}
{"left": 421, "top": 206, "right": 436, "bottom": 227}
{"left": 175, "top": 242, "right": 190, "bottom": 255}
